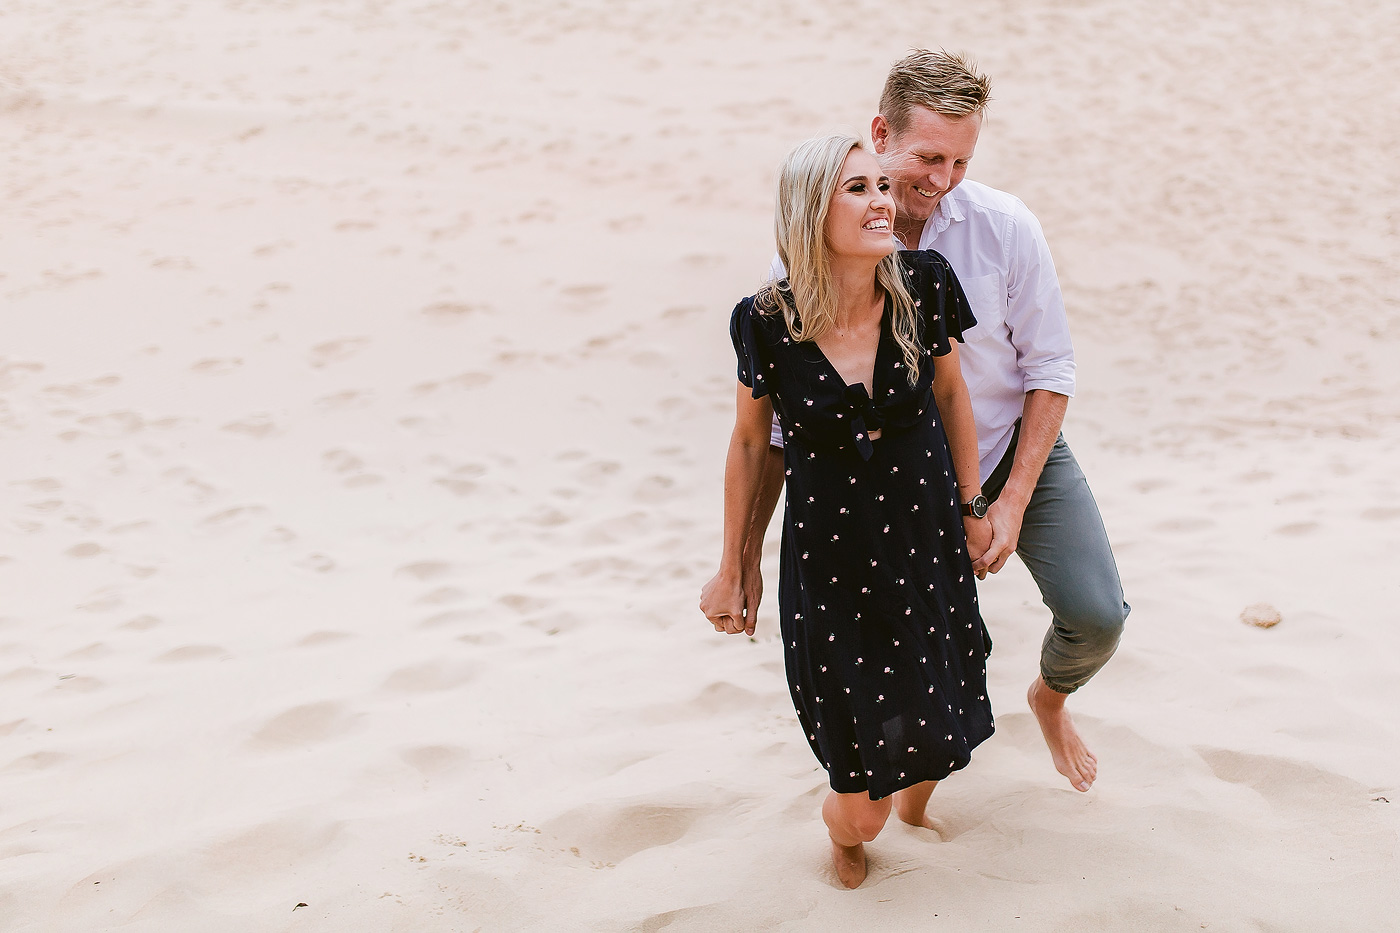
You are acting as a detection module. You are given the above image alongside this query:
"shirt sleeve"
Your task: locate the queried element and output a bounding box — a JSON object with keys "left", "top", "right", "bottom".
{"left": 728, "top": 297, "right": 771, "bottom": 399}
{"left": 1004, "top": 202, "right": 1076, "bottom": 396}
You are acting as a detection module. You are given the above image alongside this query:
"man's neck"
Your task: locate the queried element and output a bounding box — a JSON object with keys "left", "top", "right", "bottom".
{"left": 893, "top": 212, "right": 929, "bottom": 250}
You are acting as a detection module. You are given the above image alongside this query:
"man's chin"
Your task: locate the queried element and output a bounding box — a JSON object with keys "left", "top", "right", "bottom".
{"left": 895, "top": 199, "right": 936, "bottom": 222}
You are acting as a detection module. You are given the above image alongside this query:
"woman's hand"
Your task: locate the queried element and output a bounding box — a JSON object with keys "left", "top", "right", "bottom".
{"left": 700, "top": 563, "right": 762, "bottom": 635}
{"left": 705, "top": 382, "right": 777, "bottom": 636}
{"left": 962, "top": 515, "right": 992, "bottom": 580}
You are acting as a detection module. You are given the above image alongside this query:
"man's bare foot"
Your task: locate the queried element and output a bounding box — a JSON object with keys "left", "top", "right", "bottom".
{"left": 893, "top": 782, "right": 939, "bottom": 830}
{"left": 1028, "top": 677, "right": 1097, "bottom": 792}
{"left": 829, "top": 838, "right": 867, "bottom": 888}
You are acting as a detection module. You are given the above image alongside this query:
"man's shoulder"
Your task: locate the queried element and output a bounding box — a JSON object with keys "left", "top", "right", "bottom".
{"left": 947, "top": 178, "right": 1033, "bottom": 223}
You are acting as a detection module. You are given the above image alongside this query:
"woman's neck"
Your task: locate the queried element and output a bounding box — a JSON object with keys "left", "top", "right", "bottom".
{"left": 828, "top": 254, "right": 885, "bottom": 329}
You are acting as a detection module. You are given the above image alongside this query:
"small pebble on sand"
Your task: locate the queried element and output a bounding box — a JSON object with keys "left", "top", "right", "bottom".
{"left": 1241, "top": 603, "right": 1282, "bottom": 628}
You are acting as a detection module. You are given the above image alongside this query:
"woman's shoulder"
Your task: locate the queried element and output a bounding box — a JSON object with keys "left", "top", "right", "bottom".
{"left": 730, "top": 290, "right": 789, "bottom": 338}
{"left": 898, "top": 248, "right": 957, "bottom": 280}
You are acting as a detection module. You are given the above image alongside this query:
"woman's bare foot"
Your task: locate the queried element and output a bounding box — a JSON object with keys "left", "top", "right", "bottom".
{"left": 829, "top": 838, "right": 868, "bottom": 888}
{"left": 893, "top": 781, "right": 939, "bottom": 829}
{"left": 1028, "top": 677, "right": 1097, "bottom": 791}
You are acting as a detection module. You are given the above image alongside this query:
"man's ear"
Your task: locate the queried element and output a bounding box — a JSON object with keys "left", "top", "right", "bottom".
{"left": 871, "top": 114, "right": 890, "bottom": 153}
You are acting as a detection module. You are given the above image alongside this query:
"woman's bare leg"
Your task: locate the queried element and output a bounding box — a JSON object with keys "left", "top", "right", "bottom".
{"left": 821, "top": 790, "right": 892, "bottom": 888}
{"left": 893, "top": 781, "right": 939, "bottom": 829}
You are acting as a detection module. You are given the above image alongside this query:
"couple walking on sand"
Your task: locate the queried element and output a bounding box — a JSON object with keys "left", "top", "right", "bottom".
{"left": 700, "top": 50, "right": 1130, "bottom": 888}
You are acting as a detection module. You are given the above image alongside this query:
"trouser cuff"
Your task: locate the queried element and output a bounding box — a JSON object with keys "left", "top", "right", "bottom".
{"left": 1040, "top": 671, "right": 1078, "bottom": 695}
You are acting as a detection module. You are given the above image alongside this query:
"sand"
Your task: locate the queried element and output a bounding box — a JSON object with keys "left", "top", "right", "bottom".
{"left": 2, "top": 1, "right": 1398, "bottom": 930}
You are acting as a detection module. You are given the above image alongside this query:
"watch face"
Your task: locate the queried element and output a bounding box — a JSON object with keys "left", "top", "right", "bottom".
{"left": 971, "top": 495, "right": 989, "bottom": 518}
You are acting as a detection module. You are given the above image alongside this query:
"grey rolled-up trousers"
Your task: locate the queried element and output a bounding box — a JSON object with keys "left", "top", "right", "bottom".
{"left": 982, "top": 428, "right": 1129, "bottom": 694}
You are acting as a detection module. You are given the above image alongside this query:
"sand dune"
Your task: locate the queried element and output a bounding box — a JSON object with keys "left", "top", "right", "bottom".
{"left": 2, "top": 0, "right": 1398, "bottom": 930}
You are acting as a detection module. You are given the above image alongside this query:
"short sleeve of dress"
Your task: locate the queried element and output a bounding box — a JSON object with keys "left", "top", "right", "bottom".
{"left": 901, "top": 249, "right": 977, "bottom": 358}
{"left": 729, "top": 297, "right": 771, "bottom": 399}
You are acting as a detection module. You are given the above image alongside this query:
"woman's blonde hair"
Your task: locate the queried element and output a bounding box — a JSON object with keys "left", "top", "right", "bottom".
{"left": 756, "top": 134, "right": 923, "bottom": 385}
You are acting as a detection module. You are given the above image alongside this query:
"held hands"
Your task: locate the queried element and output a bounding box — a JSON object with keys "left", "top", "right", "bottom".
{"left": 972, "top": 497, "right": 1023, "bottom": 576}
{"left": 963, "top": 514, "right": 994, "bottom": 580}
{"left": 700, "top": 560, "right": 763, "bottom": 636}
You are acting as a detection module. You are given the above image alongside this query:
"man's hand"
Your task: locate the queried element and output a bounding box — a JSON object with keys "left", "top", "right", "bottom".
{"left": 963, "top": 515, "right": 993, "bottom": 580}
{"left": 700, "top": 560, "right": 763, "bottom": 636}
{"left": 973, "top": 498, "right": 1024, "bottom": 575}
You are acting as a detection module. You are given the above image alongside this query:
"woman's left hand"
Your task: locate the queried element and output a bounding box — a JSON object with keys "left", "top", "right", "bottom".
{"left": 700, "top": 565, "right": 762, "bottom": 636}
{"left": 963, "top": 515, "right": 993, "bottom": 580}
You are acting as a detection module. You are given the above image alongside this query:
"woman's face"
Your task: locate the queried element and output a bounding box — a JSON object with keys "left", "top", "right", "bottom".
{"left": 822, "top": 147, "right": 897, "bottom": 262}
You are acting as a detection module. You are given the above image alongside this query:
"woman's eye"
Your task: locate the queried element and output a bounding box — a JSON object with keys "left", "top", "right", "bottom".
{"left": 849, "top": 184, "right": 866, "bottom": 193}
{"left": 878, "top": 182, "right": 890, "bottom": 192}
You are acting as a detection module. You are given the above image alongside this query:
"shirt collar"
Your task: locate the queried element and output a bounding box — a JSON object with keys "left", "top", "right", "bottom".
{"left": 919, "top": 191, "right": 965, "bottom": 247}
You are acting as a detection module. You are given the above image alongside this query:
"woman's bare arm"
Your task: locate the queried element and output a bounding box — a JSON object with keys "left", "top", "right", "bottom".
{"left": 930, "top": 341, "right": 992, "bottom": 575}
{"left": 699, "top": 383, "right": 776, "bottom": 635}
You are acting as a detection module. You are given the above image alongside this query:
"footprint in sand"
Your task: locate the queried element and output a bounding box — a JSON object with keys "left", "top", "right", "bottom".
{"left": 421, "top": 301, "right": 484, "bottom": 320}
{"left": 561, "top": 283, "right": 608, "bottom": 311}
{"left": 63, "top": 643, "right": 111, "bottom": 661}
{"left": 576, "top": 459, "right": 621, "bottom": 487}
{"left": 400, "top": 744, "right": 469, "bottom": 778}
{"left": 1275, "top": 521, "right": 1319, "bottom": 536}
{"left": 395, "top": 560, "right": 455, "bottom": 581}
{"left": 191, "top": 358, "right": 243, "bottom": 375}
{"left": 200, "top": 505, "right": 269, "bottom": 530}
{"left": 118, "top": 614, "right": 162, "bottom": 631}
{"left": 1195, "top": 746, "right": 1369, "bottom": 808}
{"left": 222, "top": 414, "right": 277, "bottom": 438}
{"left": 41, "top": 374, "right": 120, "bottom": 400}
{"left": 76, "top": 589, "right": 123, "bottom": 613}
{"left": 542, "top": 792, "right": 724, "bottom": 864}
{"left": 315, "top": 390, "right": 375, "bottom": 410}
{"left": 65, "top": 542, "right": 103, "bottom": 558}
{"left": 155, "top": 645, "right": 226, "bottom": 663}
{"left": 380, "top": 660, "right": 478, "bottom": 694}
{"left": 0, "top": 360, "right": 45, "bottom": 389}
{"left": 3, "top": 751, "right": 71, "bottom": 773}
{"left": 248, "top": 701, "right": 358, "bottom": 750}
{"left": 416, "top": 586, "right": 467, "bottom": 605}
{"left": 308, "top": 337, "right": 369, "bottom": 368}
{"left": 201, "top": 818, "right": 343, "bottom": 885}
{"left": 295, "top": 553, "right": 336, "bottom": 573}
{"left": 419, "top": 609, "right": 476, "bottom": 628}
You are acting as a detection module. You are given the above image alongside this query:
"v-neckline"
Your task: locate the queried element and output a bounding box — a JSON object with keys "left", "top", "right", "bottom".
{"left": 812, "top": 298, "right": 892, "bottom": 399}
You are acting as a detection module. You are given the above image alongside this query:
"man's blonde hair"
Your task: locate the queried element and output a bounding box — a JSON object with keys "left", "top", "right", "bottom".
{"left": 879, "top": 49, "right": 991, "bottom": 134}
{"left": 757, "top": 134, "right": 923, "bottom": 386}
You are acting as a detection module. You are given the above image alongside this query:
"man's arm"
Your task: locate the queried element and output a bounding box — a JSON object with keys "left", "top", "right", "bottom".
{"left": 972, "top": 199, "right": 1075, "bottom": 575}
{"left": 973, "top": 389, "right": 1066, "bottom": 574}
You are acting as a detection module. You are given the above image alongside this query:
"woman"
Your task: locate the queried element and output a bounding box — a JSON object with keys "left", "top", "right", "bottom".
{"left": 700, "top": 134, "right": 994, "bottom": 888}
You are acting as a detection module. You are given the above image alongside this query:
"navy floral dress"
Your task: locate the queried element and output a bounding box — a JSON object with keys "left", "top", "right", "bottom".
{"left": 730, "top": 250, "right": 994, "bottom": 800}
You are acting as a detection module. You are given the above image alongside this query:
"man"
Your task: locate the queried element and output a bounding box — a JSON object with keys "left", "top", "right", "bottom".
{"left": 710, "top": 50, "right": 1128, "bottom": 792}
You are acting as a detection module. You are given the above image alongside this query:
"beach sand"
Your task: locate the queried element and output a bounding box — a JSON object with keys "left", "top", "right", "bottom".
{"left": 2, "top": 1, "right": 1398, "bottom": 929}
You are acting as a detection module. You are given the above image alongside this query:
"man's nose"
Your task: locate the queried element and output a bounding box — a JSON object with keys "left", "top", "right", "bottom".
{"left": 928, "top": 164, "right": 953, "bottom": 189}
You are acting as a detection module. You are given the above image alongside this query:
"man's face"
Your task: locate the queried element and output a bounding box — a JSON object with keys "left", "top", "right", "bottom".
{"left": 871, "top": 107, "right": 982, "bottom": 232}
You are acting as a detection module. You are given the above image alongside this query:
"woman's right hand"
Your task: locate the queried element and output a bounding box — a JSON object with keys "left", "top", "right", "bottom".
{"left": 700, "top": 564, "right": 762, "bottom": 636}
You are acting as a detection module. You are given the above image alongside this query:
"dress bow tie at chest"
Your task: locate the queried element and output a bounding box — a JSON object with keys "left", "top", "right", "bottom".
{"left": 844, "top": 383, "right": 885, "bottom": 461}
